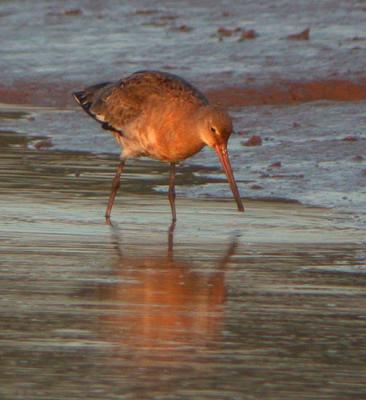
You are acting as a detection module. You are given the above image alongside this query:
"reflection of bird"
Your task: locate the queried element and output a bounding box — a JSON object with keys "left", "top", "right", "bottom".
{"left": 92, "top": 225, "right": 239, "bottom": 349}
{"left": 73, "top": 70, "right": 244, "bottom": 223}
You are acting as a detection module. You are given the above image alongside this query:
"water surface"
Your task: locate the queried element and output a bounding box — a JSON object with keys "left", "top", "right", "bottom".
{"left": 0, "top": 118, "right": 365, "bottom": 399}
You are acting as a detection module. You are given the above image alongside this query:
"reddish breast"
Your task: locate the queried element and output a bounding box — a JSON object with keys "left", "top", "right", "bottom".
{"left": 124, "top": 101, "right": 205, "bottom": 162}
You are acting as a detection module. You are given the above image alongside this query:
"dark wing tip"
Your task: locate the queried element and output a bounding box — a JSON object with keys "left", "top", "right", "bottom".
{"left": 72, "top": 90, "right": 87, "bottom": 105}
{"left": 72, "top": 90, "right": 94, "bottom": 116}
{"left": 72, "top": 91, "right": 82, "bottom": 102}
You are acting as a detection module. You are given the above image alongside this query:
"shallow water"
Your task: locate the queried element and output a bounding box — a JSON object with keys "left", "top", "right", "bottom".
{"left": 1, "top": 112, "right": 366, "bottom": 399}
{"left": 1, "top": 224, "right": 366, "bottom": 399}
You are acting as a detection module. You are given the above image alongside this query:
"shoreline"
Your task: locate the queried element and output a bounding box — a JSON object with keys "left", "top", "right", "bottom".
{"left": 2, "top": 76, "right": 366, "bottom": 109}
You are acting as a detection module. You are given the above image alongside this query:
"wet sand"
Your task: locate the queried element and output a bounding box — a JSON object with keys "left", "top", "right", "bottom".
{"left": 1, "top": 109, "right": 366, "bottom": 399}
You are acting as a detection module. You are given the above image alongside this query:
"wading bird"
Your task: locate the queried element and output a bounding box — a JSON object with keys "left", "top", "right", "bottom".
{"left": 73, "top": 71, "right": 244, "bottom": 223}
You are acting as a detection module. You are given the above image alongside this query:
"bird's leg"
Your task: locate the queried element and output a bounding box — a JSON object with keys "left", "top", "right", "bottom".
{"left": 105, "top": 159, "right": 125, "bottom": 224}
{"left": 168, "top": 162, "right": 177, "bottom": 222}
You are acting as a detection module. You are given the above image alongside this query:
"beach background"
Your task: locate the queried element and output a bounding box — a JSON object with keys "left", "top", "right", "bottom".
{"left": 0, "top": 1, "right": 366, "bottom": 399}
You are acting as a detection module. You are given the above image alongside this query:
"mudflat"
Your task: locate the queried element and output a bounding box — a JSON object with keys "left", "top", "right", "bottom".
{"left": 1, "top": 0, "right": 366, "bottom": 397}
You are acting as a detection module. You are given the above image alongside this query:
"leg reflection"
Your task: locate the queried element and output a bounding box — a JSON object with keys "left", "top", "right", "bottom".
{"left": 167, "top": 221, "right": 176, "bottom": 259}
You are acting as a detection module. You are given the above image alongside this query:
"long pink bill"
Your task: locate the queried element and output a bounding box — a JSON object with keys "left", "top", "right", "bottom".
{"left": 214, "top": 144, "right": 244, "bottom": 212}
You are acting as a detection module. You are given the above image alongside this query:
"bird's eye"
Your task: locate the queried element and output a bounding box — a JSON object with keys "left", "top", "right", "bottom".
{"left": 210, "top": 127, "right": 217, "bottom": 134}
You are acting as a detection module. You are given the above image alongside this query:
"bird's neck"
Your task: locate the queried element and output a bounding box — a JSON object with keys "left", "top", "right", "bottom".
{"left": 159, "top": 107, "right": 206, "bottom": 161}
{"left": 180, "top": 107, "right": 208, "bottom": 146}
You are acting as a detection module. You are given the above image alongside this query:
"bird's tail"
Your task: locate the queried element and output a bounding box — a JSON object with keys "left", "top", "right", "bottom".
{"left": 72, "top": 82, "right": 111, "bottom": 116}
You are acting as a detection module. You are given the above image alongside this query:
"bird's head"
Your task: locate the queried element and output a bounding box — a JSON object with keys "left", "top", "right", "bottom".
{"left": 198, "top": 105, "right": 233, "bottom": 148}
{"left": 197, "top": 105, "right": 244, "bottom": 212}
